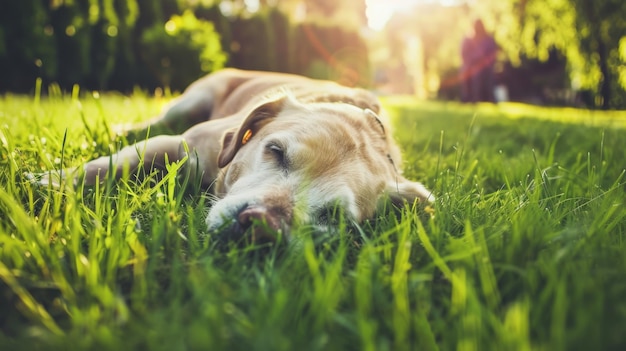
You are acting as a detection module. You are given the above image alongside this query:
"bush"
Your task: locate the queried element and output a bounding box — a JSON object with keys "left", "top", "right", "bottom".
{"left": 140, "top": 10, "right": 226, "bottom": 91}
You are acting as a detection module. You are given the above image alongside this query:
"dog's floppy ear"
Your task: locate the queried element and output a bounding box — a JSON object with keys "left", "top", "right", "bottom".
{"left": 217, "top": 97, "right": 286, "bottom": 168}
{"left": 385, "top": 176, "right": 434, "bottom": 206}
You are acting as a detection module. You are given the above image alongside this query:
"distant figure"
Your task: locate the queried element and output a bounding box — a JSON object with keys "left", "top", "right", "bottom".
{"left": 460, "top": 19, "right": 498, "bottom": 103}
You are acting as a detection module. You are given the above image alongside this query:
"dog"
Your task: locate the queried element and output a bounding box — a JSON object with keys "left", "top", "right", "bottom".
{"left": 37, "top": 69, "right": 433, "bottom": 242}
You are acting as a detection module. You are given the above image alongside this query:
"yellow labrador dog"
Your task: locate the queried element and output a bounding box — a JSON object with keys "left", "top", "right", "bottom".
{"left": 40, "top": 69, "right": 433, "bottom": 241}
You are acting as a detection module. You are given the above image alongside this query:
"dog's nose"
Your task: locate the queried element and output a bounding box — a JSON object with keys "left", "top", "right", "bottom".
{"left": 237, "top": 206, "right": 282, "bottom": 243}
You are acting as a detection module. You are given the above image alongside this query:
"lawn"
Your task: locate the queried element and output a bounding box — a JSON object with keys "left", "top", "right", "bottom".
{"left": 1, "top": 87, "right": 625, "bottom": 350}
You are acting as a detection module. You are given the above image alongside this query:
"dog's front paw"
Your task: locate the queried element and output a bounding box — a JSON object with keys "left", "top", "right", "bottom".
{"left": 25, "top": 168, "right": 77, "bottom": 188}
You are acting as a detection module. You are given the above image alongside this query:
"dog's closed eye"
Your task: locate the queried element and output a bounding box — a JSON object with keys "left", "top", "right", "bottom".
{"left": 265, "top": 141, "right": 289, "bottom": 169}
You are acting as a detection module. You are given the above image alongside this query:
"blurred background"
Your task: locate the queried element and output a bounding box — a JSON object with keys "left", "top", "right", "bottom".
{"left": 1, "top": 0, "right": 625, "bottom": 109}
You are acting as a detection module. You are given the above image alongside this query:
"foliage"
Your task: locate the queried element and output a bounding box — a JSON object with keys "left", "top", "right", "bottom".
{"left": 0, "top": 1, "right": 57, "bottom": 91}
{"left": 570, "top": 0, "right": 626, "bottom": 109}
{"left": 472, "top": 0, "right": 626, "bottom": 109}
{"left": 0, "top": 0, "right": 371, "bottom": 93}
{"left": 382, "top": 0, "right": 626, "bottom": 108}
{"left": 1, "top": 93, "right": 626, "bottom": 350}
{"left": 140, "top": 10, "right": 226, "bottom": 90}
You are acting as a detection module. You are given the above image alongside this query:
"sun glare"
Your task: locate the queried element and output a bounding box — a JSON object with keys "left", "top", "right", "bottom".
{"left": 366, "top": 0, "right": 466, "bottom": 31}
{"left": 365, "top": 0, "right": 395, "bottom": 31}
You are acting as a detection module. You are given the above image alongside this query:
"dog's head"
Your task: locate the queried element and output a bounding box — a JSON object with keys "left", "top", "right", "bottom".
{"left": 207, "top": 92, "right": 433, "bottom": 242}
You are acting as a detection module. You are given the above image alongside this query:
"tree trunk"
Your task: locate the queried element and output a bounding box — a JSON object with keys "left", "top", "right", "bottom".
{"left": 597, "top": 38, "right": 611, "bottom": 110}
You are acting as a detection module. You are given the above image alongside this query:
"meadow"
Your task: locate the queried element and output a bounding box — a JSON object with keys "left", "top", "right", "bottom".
{"left": 0, "top": 87, "right": 625, "bottom": 350}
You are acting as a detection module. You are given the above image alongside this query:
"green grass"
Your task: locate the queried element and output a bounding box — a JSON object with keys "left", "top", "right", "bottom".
{"left": 1, "top": 89, "right": 625, "bottom": 350}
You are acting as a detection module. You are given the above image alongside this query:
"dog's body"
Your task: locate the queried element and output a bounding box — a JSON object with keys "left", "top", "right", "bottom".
{"left": 42, "top": 69, "right": 432, "bottom": 241}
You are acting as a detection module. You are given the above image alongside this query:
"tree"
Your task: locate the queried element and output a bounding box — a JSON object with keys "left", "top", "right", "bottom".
{"left": 570, "top": 0, "right": 626, "bottom": 109}
{"left": 387, "top": 0, "right": 626, "bottom": 108}
{"left": 105, "top": 0, "right": 139, "bottom": 90}
{"left": 473, "top": 0, "right": 626, "bottom": 109}
{"left": 0, "top": 0, "right": 57, "bottom": 91}
{"left": 49, "top": 1, "right": 94, "bottom": 89}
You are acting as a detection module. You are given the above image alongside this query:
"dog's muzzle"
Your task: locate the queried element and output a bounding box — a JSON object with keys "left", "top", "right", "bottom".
{"left": 213, "top": 204, "right": 291, "bottom": 244}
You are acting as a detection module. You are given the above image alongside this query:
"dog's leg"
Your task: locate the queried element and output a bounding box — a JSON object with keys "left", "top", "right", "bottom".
{"left": 117, "top": 91, "right": 214, "bottom": 139}
{"left": 81, "top": 135, "right": 185, "bottom": 186}
{"left": 35, "top": 135, "right": 186, "bottom": 187}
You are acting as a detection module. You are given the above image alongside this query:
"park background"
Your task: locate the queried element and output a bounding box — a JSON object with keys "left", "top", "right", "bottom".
{"left": 1, "top": 1, "right": 626, "bottom": 350}
{"left": 2, "top": 0, "right": 626, "bottom": 109}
